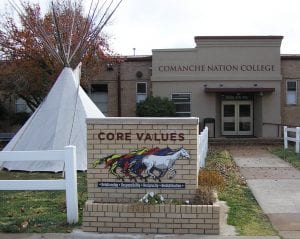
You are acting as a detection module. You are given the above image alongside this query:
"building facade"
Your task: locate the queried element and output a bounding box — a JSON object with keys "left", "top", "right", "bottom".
{"left": 2, "top": 36, "right": 300, "bottom": 138}
{"left": 152, "top": 36, "right": 283, "bottom": 138}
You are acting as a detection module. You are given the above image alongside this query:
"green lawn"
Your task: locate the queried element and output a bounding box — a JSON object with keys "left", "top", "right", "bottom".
{"left": 205, "top": 149, "right": 278, "bottom": 236}
{"left": 270, "top": 146, "right": 300, "bottom": 169}
{"left": 0, "top": 147, "right": 282, "bottom": 234}
{"left": 0, "top": 171, "right": 87, "bottom": 233}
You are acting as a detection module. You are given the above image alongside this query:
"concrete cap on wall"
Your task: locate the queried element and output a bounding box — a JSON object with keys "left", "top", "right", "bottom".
{"left": 194, "top": 35, "right": 283, "bottom": 48}
{"left": 87, "top": 117, "right": 199, "bottom": 125}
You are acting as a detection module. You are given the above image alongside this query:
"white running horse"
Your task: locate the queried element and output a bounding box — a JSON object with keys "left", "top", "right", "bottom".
{"left": 142, "top": 148, "right": 190, "bottom": 181}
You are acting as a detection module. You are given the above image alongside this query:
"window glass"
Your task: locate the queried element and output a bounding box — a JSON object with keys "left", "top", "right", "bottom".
{"left": 137, "top": 94, "right": 147, "bottom": 102}
{"left": 286, "top": 81, "right": 297, "bottom": 105}
{"left": 223, "top": 105, "right": 235, "bottom": 117}
{"left": 171, "top": 93, "right": 191, "bottom": 117}
{"left": 239, "top": 122, "right": 251, "bottom": 131}
{"left": 90, "top": 84, "right": 108, "bottom": 114}
{"left": 287, "top": 81, "right": 296, "bottom": 91}
{"left": 239, "top": 105, "right": 251, "bottom": 117}
{"left": 224, "top": 122, "right": 235, "bottom": 131}
{"left": 136, "top": 82, "right": 147, "bottom": 103}
{"left": 15, "top": 98, "right": 30, "bottom": 113}
{"left": 91, "top": 84, "right": 108, "bottom": 93}
{"left": 137, "top": 83, "right": 146, "bottom": 94}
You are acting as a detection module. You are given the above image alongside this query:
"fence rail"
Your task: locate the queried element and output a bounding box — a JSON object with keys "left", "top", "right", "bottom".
{"left": 284, "top": 126, "right": 300, "bottom": 153}
{"left": 198, "top": 126, "right": 209, "bottom": 170}
{"left": 0, "top": 146, "right": 78, "bottom": 223}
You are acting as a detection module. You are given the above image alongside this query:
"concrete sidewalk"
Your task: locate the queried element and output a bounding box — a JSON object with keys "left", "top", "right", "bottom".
{"left": 0, "top": 230, "right": 280, "bottom": 239}
{"left": 229, "top": 146, "right": 300, "bottom": 239}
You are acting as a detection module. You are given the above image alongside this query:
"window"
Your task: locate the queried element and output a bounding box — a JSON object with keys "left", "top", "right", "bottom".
{"left": 171, "top": 93, "right": 191, "bottom": 117}
{"left": 286, "top": 80, "right": 297, "bottom": 105}
{"left": 90, "top": 84, "right": 108, "bottom": 114}
{"left": 136, "top": 82, "right": 147, "bottom": 103}
{"left": 15, "top": 98, "right": 31, "bottom": 113}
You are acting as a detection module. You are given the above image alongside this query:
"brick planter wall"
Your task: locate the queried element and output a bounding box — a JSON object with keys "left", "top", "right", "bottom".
{"left": 83, "top": 200, "right": 220, "bottom": 234}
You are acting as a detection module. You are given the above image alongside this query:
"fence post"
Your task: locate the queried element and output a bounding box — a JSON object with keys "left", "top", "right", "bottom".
{"left": 204, "top": 127, "right": 208, "bottom": 162}
{"left": 284, "top": 126, "right": 288, "bottom": 149}
{"left": 64, "top": 145, "right": 78, "bottom": 224}
{"left": 296, "top": 127, "right": 300, "bottom": 153}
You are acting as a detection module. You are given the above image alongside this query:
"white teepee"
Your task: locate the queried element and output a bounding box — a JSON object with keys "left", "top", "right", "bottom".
{"left": 1, "top": 65, "right": 104, "bottom": 171}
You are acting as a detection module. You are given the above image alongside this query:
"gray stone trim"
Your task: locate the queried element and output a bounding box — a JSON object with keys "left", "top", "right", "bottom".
{"left": 87, "top": 117, "right": 199, "bottom": 125}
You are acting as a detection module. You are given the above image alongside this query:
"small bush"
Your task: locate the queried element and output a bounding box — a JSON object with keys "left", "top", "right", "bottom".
{"left": 136, "top": 96, "right": 176, "bottom": 117}
{"left": 194, "top": 169, "right": 225, "bottom": 205}
{"left": 193, "top": 187, "right": 216, "bottom": 205}
{"left": 198, "top": 169, "right": 225, "bottom": 192}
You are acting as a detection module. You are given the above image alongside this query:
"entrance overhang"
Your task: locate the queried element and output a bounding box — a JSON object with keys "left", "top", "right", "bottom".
{"left": 204, "top": 87, "right": 275, "bottom": 93}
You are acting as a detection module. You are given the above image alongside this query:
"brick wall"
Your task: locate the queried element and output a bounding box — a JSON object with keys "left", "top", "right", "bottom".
{"left": 90, "top": 57, "right": 152, "bottom": 117}
{"left": 83, "top": 201, "right": 220, "bottom": 234}
{"left": 120, "top": 60, "right": 152, "bottom": 116}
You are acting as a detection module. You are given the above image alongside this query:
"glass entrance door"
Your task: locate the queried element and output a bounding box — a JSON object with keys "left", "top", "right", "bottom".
{"left": 221, "top": 101, "right": 253, "bottom": 136}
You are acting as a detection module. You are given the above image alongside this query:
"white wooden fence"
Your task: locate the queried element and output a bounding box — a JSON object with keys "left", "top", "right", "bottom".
{"left": 198, "top": 126, "right": 209, "bottom": 170}
{"left": 284, "top": 126, "right": 300, "bottom": 153}
{"left": 0, "top": 146, "right": 78, "bottom": 224}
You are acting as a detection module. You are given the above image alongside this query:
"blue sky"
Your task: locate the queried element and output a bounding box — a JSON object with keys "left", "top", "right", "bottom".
{"left": 1, "top": 0, "right": 300, "bottom": 55}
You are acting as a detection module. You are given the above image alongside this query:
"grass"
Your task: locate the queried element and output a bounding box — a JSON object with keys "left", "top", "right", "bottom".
{"left": 0, "top": 147, "right": 285, "bottom": 234}
{"left": 0, "top": 170, "right": 87, "bottom": 233}
{"left": 205, "top": 149, "right": 278, "bottom": 236}
{"left": 270, "top": 146, "right": 300, "bottom": 169}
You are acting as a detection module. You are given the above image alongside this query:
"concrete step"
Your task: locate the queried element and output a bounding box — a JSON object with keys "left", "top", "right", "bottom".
{"left": 209, "top": 138, "right": 283, "bottom": 146}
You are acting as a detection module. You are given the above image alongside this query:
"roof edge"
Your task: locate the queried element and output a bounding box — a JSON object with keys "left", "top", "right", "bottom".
{"left": 281, "top": 54, "right": 300, "bottom": 60}
{"left": 195, "top": 36, "right": 284, "bottom": 40}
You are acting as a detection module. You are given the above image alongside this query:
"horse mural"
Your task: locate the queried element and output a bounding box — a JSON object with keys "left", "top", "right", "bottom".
{"left": 93, "top": 147, "right": 190, "bottom": 182}
{"left": 142, "top": 148, "right": 190, "bottom": 181}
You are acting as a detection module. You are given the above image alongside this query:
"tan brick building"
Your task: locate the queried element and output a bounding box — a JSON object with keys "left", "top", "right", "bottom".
{"left": 87, "top": 56, "right": 152, "bottom": 117}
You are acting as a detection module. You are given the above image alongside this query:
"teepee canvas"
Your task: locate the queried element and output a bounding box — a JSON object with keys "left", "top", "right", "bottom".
{"left": 1, "top": 65, "right": 104, "bottom": 171}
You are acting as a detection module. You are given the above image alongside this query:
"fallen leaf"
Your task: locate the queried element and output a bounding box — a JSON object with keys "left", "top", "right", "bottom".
{"left": 21, "top": 221, "right": 29, "bottom": 229}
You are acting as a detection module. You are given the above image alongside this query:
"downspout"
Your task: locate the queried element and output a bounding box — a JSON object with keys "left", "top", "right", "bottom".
{"left": 117, "top": 63, "right": 121, "bottom": 116}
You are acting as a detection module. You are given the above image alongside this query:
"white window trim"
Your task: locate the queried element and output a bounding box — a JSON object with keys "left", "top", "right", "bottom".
{"left": 286, "top": 80, "right": 297, "bottom": 105}
{"left": 171, "top": 92, "right": 191, "bottom": 117}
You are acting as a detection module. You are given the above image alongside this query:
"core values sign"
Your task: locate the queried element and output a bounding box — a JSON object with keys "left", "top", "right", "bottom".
{"left": 86, "top": 117, "right": 199, "bottom": 203}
